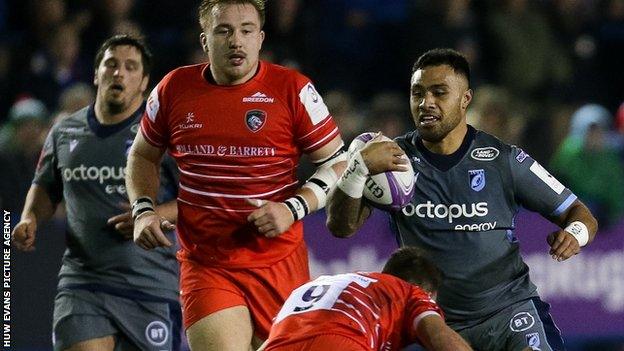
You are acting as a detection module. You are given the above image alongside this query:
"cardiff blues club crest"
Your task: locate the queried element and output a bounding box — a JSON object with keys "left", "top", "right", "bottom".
{"left": 469, "top": 169, "right": 485, "bottom": 192}
{"left": 245, "top": 109, "right": 267, "bottom": 132}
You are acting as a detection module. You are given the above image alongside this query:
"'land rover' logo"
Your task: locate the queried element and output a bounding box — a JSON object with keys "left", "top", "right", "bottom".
{"left": 471, "top": 147, "right": 499, "bottom": 161}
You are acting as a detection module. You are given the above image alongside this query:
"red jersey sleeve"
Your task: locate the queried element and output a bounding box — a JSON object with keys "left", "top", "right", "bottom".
{"left": 405, "top": 286, "right": 444, "bottom": 344}
{"left": 290, "top": 73, "right": 341, "bottom": 153}
{"left": 140, "top": 72, "right": 174, "bottom": 148}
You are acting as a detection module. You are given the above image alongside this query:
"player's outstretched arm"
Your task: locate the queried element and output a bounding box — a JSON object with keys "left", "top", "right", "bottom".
{"left": 126, "top": 131, "right": 172, "bottom": 250}
{"left": 547, "top": 199, "right": 598, "bottom": 261}
{"left": 326, "top": 134, "right": 408, "bottom": 238}
{"left": 415, "top": 314, "right": 473, "bottom": 351}
{"left": 12, "top": 184, "right": 57, "bottom": 251}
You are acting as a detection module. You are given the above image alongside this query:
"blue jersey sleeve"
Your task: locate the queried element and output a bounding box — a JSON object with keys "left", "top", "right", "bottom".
{"left": 32, "top": 127, "right": 63, "bottom": 204}
{"left": 509, "top": 146, "right": 577, "bottom": 217}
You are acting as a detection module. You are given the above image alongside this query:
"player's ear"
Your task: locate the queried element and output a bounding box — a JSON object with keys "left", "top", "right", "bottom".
{"left": 461, "top": 89, "right": 473, "bottom": 111}
{"left": 93, "top": 69, "right": 99, "bottom": 86}
{"left": 199, "top": 32, "right": 209, "bottom": 53}
{"left": 140, "top": 74, "right": 149, "bottom": 93}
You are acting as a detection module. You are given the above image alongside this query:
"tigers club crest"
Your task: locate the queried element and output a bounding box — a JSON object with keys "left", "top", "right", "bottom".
{"left": 245, "top": 109, "right": 267, "bottom": 132}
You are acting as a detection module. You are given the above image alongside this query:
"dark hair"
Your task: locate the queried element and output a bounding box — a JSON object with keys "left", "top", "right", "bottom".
{"left": 382, "top": 247, "right": 442, "bottom": 293}
{"left": 94, "top": 34, "right": 152, "bottom": 77}
{"left": 412, "top": 48, "right": 470, "bottom": 85}
{"left": 199, "top": 0, "right": 266, "bottom": 28}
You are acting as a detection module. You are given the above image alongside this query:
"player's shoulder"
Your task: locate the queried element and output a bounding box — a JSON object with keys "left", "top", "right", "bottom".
{"left": 159, "top": 63, "right": 206, "bottom": 87}
{"left": 261, "top": 61, "right": 312, "bottom": 88}
{"left": 471, "top": 127, "right": 516, "bottom": 158}
{"left": 51, "top": 106, "right": 90, "bottom": 133}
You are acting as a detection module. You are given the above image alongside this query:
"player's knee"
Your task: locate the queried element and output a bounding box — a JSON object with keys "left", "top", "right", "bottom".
{"left": 186, "top": 306, "right": 254, "bottom": 351}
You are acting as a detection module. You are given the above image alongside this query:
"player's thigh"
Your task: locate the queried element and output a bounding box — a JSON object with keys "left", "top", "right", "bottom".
{"left": 103, "top": 294, "right": 181, "bottom": 351}
{"left": 186, "top": 305, "right": 254, "bottom": 351}
{"left": 504, "top": 298, "right": 564, "bottom": 351}
{"left": 63, "top": 336, "right": 116, "bottom": 351}
{"left": 244, "top": 242, "right": 310, "bottom": 340}
{"left": 52, "top": 289, "right": 117, "bottom": 351}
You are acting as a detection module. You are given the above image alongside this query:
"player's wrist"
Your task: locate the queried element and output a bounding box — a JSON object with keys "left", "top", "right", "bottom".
{"left": 132, "top": 196, "right": 155, "bottom": 220}
{"left": 283, "top": 195, "right": 309, "bottom": 222}
{"left": 337, "top": 150, "right": 369, "bottom": 198}
{"left": 564, "top": 221, "right": 589, "bottom": 247}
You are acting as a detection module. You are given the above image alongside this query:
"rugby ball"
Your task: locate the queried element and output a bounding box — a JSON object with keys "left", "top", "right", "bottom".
{"left": 348, "top": 132, "right": 415, "bottom": 211}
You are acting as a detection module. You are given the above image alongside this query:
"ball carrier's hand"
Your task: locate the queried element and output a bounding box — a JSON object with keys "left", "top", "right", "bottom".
{"left": 359, "top": 133, "right": 409, "bottom": 175}
{"left": 246, "top": 198, "right": 295, "bottom": 238}
{"left": 131, "top": 196, "right": 174, "bottom": 250}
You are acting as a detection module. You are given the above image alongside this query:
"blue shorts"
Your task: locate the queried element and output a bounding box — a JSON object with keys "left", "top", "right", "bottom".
{"left": 53, "top": 288, "right": 181, "bottom": 351}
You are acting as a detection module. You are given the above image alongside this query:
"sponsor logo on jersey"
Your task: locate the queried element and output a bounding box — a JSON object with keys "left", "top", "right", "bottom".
{"left": 470, "top": 147, "right": 500, "bottom": 161}
{"left": 411, "top": 156, "right": 421, "bottom": 163}
{"left": 299, "top": 82, "right": 329, "bottom": 125}
{"left": 469, "top": 169, "right": 485, "bottom": 192}
{"left": 144, "top": 320, "right": 168, "bottom": 346}
{"left": 69, "top": 139, "right": 79, "bottom": 152}
{"left": 401, "top": 201, "right": 489, "bottom": 223}
{"left": 146, "top": 87, "right": 160, "bottom": 122}
{"left": 175, "top": 144, "right": 276, "bottom": 157}
{"left": 179, "top": 112, "right": 203, "bottom": 130}
{"left": 62, "top": 165, "right": 125, "bottom": 184}
{"left": 242, "top": 91, "right": 275, "bottom": 103}
{"left": 525, "top": 332, "right": 541, "bottom": 350}
{"left": 516, "top": 149, "right": 528, "bottom": 163}
{"left": 509, "top": 312, "right": 535, "bottom": 332}
{"left": 530, "top": 161, "right": 564, "bottom": 194}
{"left": 245, "top": 109, "right": 267, "bottom": 132}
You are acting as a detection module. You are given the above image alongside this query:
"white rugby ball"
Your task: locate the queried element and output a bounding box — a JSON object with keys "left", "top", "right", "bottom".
{"left": 348, "top": 132, "right": 415, "bottom": 211}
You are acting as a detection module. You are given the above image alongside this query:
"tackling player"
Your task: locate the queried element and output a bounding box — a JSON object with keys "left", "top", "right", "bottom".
{"left": 125, "top": 1, "right": 346, "bottom": 350}
{"left": 12, "top": 35, "right": 181, "bottom": 351}
{"left": 262, "top": 247, "right": 472, "bottom": 351}
{"left": 327, "top": 48, "right": 598, "bottom": 351}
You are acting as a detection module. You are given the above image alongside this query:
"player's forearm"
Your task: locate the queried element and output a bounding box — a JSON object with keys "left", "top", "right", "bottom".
{"left": 326, "top": 188, "right": 370, "bottom": 238}
{"left": 416, "top": 316, "right": 473, "bottom": 351}
{"left": 296, "top": 161, "right": 346, "bottom": 212}
{"left": 155, "top": 200, "right": 178, "bottom": 224}
{"left": 126, "top": 151, "right": 161, "bottom": 203}
{"left": 555, "top": 200, "right": 599, "bottom": 244}
{"left": 424, "top": 329, "right": 473, "bottom": 351}
{"left": 20, "top": 184, "right": 56, "bottom": 223}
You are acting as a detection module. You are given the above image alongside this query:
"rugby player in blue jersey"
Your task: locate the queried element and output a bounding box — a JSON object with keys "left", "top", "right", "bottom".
{"left": 327, "top": 48, "right": 598, "bottom": 351}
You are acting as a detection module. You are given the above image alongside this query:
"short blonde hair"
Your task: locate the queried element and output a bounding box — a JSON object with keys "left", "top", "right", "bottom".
{"left": 198, "top": 0, "right": 265, "bottom": 29}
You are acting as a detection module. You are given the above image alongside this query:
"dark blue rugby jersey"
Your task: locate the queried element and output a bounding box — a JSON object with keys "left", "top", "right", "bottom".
{"left": 34, "top": 105, "right": 179, "bottom": 301}
{"left": 392, "top": 126, "right": 576, "bottom": 323}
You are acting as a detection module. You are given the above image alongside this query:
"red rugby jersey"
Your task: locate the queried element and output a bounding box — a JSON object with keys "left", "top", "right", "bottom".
{"left": 141, "top": 61, "right": 340, "bottom": 268}
{"left": 266, "top": 272, "right": 443, "bottom": 351}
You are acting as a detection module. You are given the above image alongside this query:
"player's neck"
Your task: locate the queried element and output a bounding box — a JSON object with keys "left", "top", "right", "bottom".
{"left": 422, "top": 123, "right": 468, "bottom": 155}
{"left": 209, "top": 61, "right": 260, "bottom": 86}
{"left": 94, "top": 98, "right": 142, "bottom": 125}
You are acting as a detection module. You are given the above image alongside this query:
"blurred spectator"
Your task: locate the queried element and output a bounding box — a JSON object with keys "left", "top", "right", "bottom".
{"left": 467, "top": 85, "right": 525, "bottom": 145}
{"left": 550, "top": 104, "right": 624, "bottom": 226}
{"left": 366, "top": 91, "right": 410, "bottom": 138}
{"left": 24, "top": 21, "right": 86, "bottom": 110}
{"left": 0, "top": 98, "right": 50, "bottom": 214}
{"left": 324, "top": 89, "right": 366, "bottom": 143}
{"left": 484, "top": 0, "right": 573, "bottom": 108}
{"left": 57, "top": 82, "right": 95, "bottom": 115}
